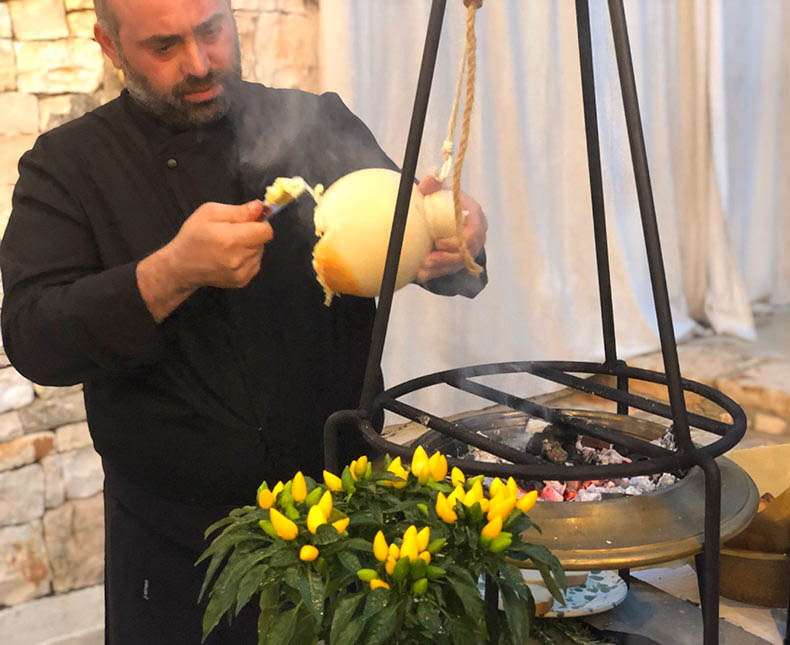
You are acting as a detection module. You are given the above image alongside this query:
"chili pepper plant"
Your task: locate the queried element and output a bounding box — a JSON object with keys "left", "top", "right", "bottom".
{"left": 198, "top": 447, "right": 565, "bottom": 644}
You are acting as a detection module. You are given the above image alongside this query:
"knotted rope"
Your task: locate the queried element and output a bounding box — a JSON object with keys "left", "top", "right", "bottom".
{"left": 435, "top": 0, "right": 483, "bottom": 277}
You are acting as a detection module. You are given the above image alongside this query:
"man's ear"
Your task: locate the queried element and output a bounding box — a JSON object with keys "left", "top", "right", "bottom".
{"left": 94, "top": 23, "right": 122, "bottom": 69}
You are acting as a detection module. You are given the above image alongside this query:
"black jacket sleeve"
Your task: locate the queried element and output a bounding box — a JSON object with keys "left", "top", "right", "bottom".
{"left": 0, "top": 133, "right": 164, "bottom": 386}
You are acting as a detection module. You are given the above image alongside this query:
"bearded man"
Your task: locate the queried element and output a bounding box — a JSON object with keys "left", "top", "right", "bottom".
{"left": 0, "top": 0, "right": 487, "bottom": 642}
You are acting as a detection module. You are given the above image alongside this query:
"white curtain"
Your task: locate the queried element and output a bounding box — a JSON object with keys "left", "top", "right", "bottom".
{"left": 318, "top": 0, "right": 785, "bottom": 418}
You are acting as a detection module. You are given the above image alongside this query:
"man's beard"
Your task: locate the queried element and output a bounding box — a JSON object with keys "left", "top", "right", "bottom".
{"left": 119, "top": 41, "right": 242, "bottom": 129}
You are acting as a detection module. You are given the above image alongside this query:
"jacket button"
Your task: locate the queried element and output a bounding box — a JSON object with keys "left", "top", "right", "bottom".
{"left": 166, "top": 158, "right": 178, "bottom": 169}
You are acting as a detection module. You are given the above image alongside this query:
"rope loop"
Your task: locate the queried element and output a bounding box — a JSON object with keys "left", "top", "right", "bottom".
{"left": 463, "top": 0, "right": 483, "bottom": 8}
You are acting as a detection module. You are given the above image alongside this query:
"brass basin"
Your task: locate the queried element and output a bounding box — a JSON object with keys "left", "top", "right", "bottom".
{"left": 719, "top": 548, "right": 790, "bottom": 607}
{"left": 415, "top": 407, "right": 759, "bottom": 571}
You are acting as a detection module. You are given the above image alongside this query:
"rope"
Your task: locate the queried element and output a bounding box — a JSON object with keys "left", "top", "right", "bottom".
{"left": 448, "top": 0, "right": 483, "bottom": 276}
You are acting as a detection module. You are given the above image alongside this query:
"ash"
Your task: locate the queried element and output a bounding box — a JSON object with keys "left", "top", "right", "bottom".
{"left": 465, "top": 425, "right": 679, "bottom": 502}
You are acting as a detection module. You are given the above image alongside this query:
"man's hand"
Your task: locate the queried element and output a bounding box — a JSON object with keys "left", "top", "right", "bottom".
{"left": 414, "top": 175, "right": 488, "bottom": 283}
{"left": 137, "top": 200, "right": 273, "bottom": 322}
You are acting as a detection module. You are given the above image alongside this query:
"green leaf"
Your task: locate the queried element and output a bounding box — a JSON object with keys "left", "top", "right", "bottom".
{"left": 416, "top": 598, "right": 442, "bottom": 633}
{"left": 448, "top": 619, "right": 479, "bottom": 645}
{"left": 262, "top": 604, "right": 300, "bottom": 645}
{"left": 270, "top": 548, "right": 299, "bottom": 568}
{"left": 361, "top": 588, "right": 390, "bottom": 620}
{"left": 330, "top": 593, "right": 364, "bottom": 643}
{"left": 296, "top": 568, "right": 326, "bottom": 624}
{"left": 445, "top": 569, "right": 484, "bottom": 619}
{"left": 499, "top": 581, "right": 529, "bottom": 645}
{"left": 312, "top": 523, "right": 343, "bottom": 546}
{"left": 203, "top": 515, "right": 237, "bottom": 539}
{"left": 362, "top": 600, "right": 400, "bottom": 645}
{"left": 336, "top": 616, "right": 366, "bottom": 644}
{"left": 337, "top": 549, "right": 362, "bottom": 573}
{"left": 348, "top": 511, "right": 378, "bottom": 527}
{"left": 234, "top": 563, "right": 264, "bottom": 616}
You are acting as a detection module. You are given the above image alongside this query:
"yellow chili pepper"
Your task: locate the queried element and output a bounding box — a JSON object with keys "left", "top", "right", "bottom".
{"left": 299, "top": 545, "right": 319, "bottom": 561}
{"left": 389, "top": 543, "right": 400, "bottom": 560}
{"left": 370, "top": 579, "right": 390, "bottom": 591}
{"left": 373, "top": 530, "right": 389, "bottom": 562}
{"left": 489, "top": 477, "right": 505, "bottom": 498}
{"left": 356, "top": 455, "right": 369, "bottom": 477}
{"left": 418, "top": 551, "right": 431, "bottom": 565}
{"left": 269, "top": 507, "right": 298, "bottom": 541}
{"left": 463, "top": 480, "right": 484, "bottom": 507}
{"left": 451, "top": 466, "right": 466, "bottom": 488}
{"left": 410, "top": 446, "right": 430, "bottom": 484}
{"left": 317, "top": 490, "right": 333, "bottom": 518}
{"left": 506, "top": 477, "right": 518, "bottom": 497}
{"left": 435, "top": 492, "right": 458, "bottom": 524}
{"left": 428, "top": 451, "right": 448, "bottom": 481}
{"left": 291, "top": 471, "right": 307, "bottom": 503}
{"left": 257, "top": 488, "right": 275, "bottom": 510}
{"left": 516, "top": 489, "right": 538, "bottom": 514}
{"left": 306, "top": 505, "right": 327, "bottom": 534}
{"left": 481, "top": 515, "right": 503, "bottom": 540}
{"left": 385, "top": 456, "right": 408, "bottom": 488}
{"left": 272, "top": 481, "right": 285, "bottom": 497}
{"left": 416, "top": 526, "right": 431, "bottom": 552}
{"left": 323, "top": 470, "right": 342, "bottom": 492}
{"left": 385, "top": 557, "right": 397, "bottom": 575}
{"left": 331, "top": 517, "right": 350, "bottom": 534}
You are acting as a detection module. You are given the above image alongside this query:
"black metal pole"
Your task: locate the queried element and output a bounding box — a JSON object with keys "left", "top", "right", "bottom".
{"left": 607, "top": 0, "right": 692, "bottom": 451}
{"left": 575, "top": 0, "right": 619, "bottom": 369}
{"left": 697, "top": 452, "right": 722, "bottom": 645}
{"left": 359, "top": 0, "right": 447, "bottom": 412}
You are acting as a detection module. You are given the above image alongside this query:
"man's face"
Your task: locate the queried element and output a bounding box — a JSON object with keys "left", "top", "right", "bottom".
{"left": 99, "top": 0, "right": 242, "bottom": 128}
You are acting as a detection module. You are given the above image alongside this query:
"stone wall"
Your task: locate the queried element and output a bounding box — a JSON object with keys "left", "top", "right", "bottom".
{"left": 0, "top": 0, "right": 319, "bottom": 613}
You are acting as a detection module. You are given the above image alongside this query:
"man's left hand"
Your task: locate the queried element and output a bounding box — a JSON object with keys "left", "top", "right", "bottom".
{"left": 415, "top": 175, "right": 488, "bottom": 283}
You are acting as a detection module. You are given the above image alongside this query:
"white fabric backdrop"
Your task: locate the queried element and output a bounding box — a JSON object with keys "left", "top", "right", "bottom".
{"left": 318, "top": 0, "right": 785, "bottom": 417}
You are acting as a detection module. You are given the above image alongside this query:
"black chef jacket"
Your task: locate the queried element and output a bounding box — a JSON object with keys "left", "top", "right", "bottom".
{"left": 0, "top": 83, "right": 485, "bottom": 512}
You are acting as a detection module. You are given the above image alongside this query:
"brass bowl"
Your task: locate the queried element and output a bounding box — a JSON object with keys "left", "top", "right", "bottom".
{"left": 719, "top": 548, "right": 790, "bottom": 607}
{"left": 415, "top": 407, "right": 759, "bottom": 571}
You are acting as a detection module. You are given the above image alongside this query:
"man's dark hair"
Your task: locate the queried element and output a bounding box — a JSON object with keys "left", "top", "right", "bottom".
{"left": 94, "top": 0, "right": 120, "bottom": 40}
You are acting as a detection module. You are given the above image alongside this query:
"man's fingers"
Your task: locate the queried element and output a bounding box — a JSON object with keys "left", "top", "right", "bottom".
{"left": 204, "top": 200, "right": 264, "bottom": 223}
{"left": 237, "top": 221, "right": 274, "bottom": 247}
{"left": 418, "top": 175, "right": 442, "bottom": 196}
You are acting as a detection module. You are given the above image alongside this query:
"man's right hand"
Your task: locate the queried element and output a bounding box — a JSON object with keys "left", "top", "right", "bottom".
{"left": 137, "top": 200, "right": 273, "bottom": 323}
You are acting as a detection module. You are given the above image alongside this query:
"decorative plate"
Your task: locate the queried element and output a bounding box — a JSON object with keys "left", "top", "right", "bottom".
{"left": 544, "top": 570, "right": 628, "bottom": 618}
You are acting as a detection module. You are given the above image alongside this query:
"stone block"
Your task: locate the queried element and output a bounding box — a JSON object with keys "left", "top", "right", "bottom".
{"left": 254, "top": 10, "right": 318, "bottom": 90}
{"left": 0, "top": 4, "right": 12, "bottom": 39}
{"left": 65, "top": 0, "right": 94, "bottom": 10}
{"left": 67, "top": 10, "right": 95, "bottom": 38}
{"left": 0, "top": 432, "right": 54, "bottom": 473}
{"left": 0, "top": 521, "right": 51, "bottom": 606}
{"left": 0, "top": 40, "right": 15, "bottom": 91}
{"left": 61, "top": 446, "right": 103, "bottom": 499}
{"left": 38, "top": 93, "right": 99, "bottom": 132}
{"left": 0, "top": 134, "right": 36, "bottom": 185}
{"left": 55, "top": 421, "right": 91, "bottom": 452}
{"left": 0, "top": 92, "right": 40, "bottom": 135}
{"left": 15, "top": 39, "right": 104, "bottom": 95}
{"left": 33, "top": 383, "right": 83, "bottom": 400}
{"left": 8, "top": 0, "right": 69, "bottom": 40}
{"left": 0, "top": 411, "right": 23, "bottom": 443}
{"left": 234, "top": 11, "right": 259, "bottom": 83}
{"left": 41, "top": 454, "right": 65, "bottom": 509}
{"left": 43, "top": 494, "right": 103, "bottom": 593}
{"left": 0, "top": 366, "right": 35, "bottom": 414}
{"left": 19, "top": 391, "right": 86, "bottom": 434}
{"left": 0, "top": 463, "right": 44, "bottom": 526}
{"left": 716, "top": 357, "right": 790, "bottom": 418}
{"left": 752, "top": 411, "right": 788, "bottom": 435}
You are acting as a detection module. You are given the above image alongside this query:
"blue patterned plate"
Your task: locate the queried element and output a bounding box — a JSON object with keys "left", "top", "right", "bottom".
{"left": 544, "top": 570, "right": 628, "bottom": 618}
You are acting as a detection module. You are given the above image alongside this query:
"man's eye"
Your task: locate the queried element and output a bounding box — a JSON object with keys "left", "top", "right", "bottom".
{"left": 155, "top": 43, "right": 174, "bottom": 55}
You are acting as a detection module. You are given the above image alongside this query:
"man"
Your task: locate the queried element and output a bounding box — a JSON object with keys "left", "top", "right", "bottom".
{"left": 0, "top": 0, "right": 487, "bottom": 642}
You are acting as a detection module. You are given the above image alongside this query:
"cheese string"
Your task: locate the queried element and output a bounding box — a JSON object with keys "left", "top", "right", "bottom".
{"left": 436, "top": 0, "right": 483, "bottom": 277}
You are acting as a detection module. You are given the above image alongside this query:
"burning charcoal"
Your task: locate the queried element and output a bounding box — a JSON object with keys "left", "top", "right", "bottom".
{"left": 580, "top": 435, "right": 612, "bottom": 450}
{"left": 542, "top": 439, "right": 568, "bottom": 464}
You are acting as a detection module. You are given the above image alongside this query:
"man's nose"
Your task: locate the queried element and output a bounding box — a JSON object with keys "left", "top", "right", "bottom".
{"left": 181, "top": 40, "right": 209, "bottom": 78}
